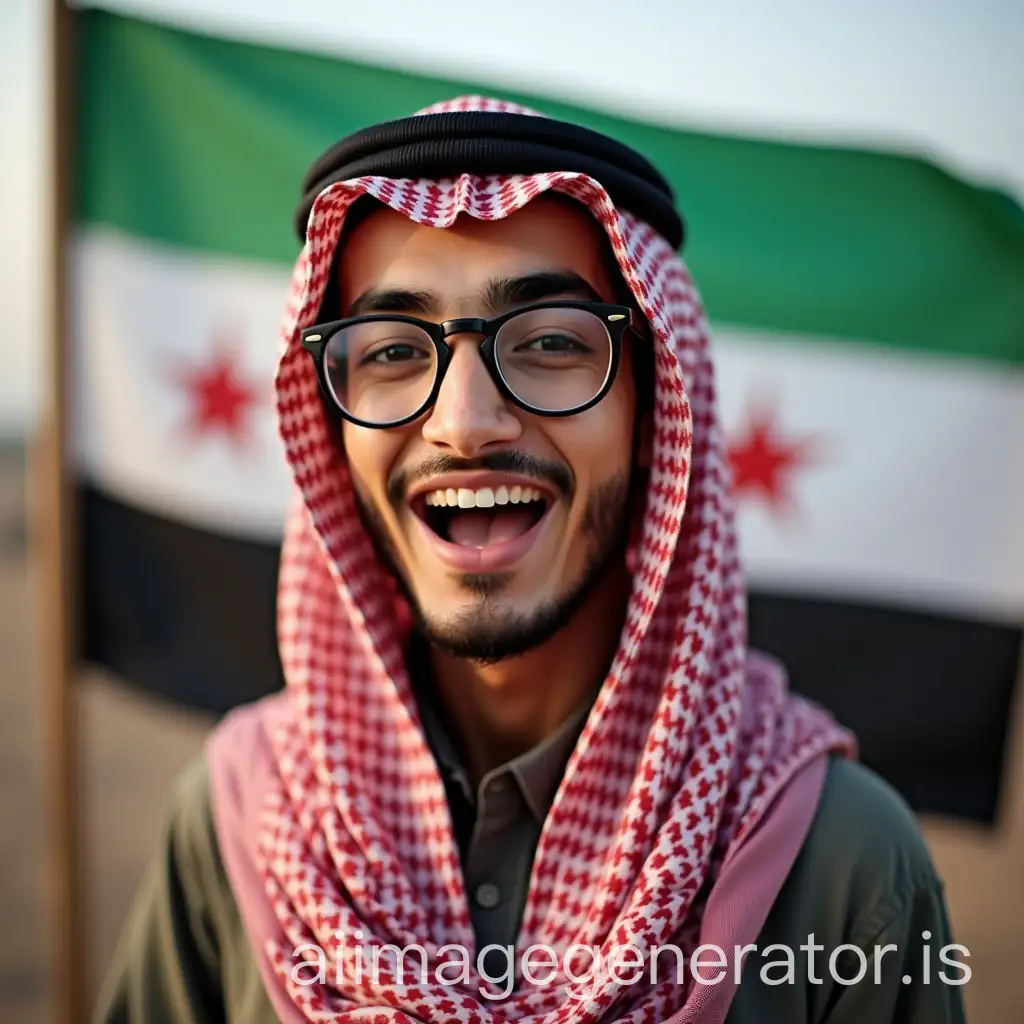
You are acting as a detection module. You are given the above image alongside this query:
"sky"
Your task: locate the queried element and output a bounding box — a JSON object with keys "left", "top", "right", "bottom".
{"left": 1, "top": 0, "right": 1021, "bottom": 435}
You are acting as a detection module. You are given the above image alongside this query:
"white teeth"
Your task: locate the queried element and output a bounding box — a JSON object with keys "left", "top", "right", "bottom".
{"left": 421, "top": 484, "right": 545, "bottom": 508}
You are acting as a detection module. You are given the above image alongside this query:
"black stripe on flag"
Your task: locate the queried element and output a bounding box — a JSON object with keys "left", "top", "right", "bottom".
{"left": 749, "top": 592, "right": 1021, "bottom": 825}
{"left": 79, "top": 485, "right": 284, "bottom": 713}
{"left": 79, "top": 484, "right": 1020, "bottom": 824}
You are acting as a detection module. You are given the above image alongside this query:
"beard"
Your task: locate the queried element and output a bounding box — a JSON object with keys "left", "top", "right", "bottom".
{"left": 354, "top": 468, "right": 640, "bottom": 666}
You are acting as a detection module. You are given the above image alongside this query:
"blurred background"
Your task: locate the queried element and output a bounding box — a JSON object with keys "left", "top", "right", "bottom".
{"left": 1, "top": 0, "right": 1022, "bottom": 1020}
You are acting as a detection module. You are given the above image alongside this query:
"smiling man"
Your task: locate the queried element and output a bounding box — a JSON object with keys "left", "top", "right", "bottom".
{"left": 95, "top": 98, "right": 966, "bottom": 1024}
{"left": 326, "top": 196, "right": 646, "bottom": 763}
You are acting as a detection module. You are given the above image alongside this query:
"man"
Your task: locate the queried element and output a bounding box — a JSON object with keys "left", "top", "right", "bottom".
{"left": 95, "top": 97, "right": 966, "bottom": 1023}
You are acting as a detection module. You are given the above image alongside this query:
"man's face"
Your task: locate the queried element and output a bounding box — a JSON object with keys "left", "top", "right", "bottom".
{"left": 337, "top": 196, "right": 645, "bottom": 662}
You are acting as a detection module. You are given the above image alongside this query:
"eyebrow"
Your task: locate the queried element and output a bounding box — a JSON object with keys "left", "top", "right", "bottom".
{"left": 346, "top": 270, "right": 604, "bottom": 318}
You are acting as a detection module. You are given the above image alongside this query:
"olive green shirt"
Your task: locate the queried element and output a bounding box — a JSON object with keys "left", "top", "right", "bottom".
{"left": 418, "top": 677, "right": 594, "bottom": 971}
{"left": 94, "top": 737, "right": 967, "bottom": 1023}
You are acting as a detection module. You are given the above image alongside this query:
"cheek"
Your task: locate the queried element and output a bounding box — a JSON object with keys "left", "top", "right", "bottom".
{"left": 341, "top": 422, "right": 404, "bottom": 509}
{"left": 549, "top": 388, "right": 637, "bottom": 486}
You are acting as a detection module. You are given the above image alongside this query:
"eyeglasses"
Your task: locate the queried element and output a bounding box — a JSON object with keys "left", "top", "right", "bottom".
{"left": 300, "top": 300, "right": 633, "bottom": 429}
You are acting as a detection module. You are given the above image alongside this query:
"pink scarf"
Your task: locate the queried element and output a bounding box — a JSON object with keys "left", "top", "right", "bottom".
{"left": 206, "top": 95, "right": 856, "bottom": 1023}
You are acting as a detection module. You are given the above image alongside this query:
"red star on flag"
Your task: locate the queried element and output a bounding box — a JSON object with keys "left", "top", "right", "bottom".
{"left": 172, "top": 337, "right": 261, "bottom": 448}
{"left": 727, "top": 395, "right": 826, "bottom": 517}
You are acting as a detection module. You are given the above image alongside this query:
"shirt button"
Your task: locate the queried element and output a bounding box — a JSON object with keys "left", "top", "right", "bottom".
{"left": 474, "top": 882, "right": 502, "bottom": 909}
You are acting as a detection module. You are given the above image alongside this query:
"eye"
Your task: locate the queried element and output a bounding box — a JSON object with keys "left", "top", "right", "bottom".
{"left": 519, "top": 333, "right": 592, "bottom": 354}
{"left": 361, "top": 343, "right": 431, "bottom": 365}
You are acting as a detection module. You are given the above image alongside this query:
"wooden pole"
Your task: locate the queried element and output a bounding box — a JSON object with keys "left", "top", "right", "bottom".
{"left": 33, "top": 0, "right": 85, "bottom": 1020}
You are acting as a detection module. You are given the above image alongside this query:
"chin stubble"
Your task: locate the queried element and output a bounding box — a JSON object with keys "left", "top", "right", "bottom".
{"left": 355, "top": 471, "right": 638, "bottom": 666}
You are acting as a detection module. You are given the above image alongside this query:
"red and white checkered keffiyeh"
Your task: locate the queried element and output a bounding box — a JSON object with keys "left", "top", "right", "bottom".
{"left": 207, "top": 96, "right": 856, "bottom": 1023}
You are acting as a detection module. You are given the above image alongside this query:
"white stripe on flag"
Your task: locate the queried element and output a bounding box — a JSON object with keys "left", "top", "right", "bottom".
{"left": 715, "top": 328, "right": 1024, "bottom": 619}
{"left": 71, "top": 226, "right": 1024, "bottom": 617}
{"left": 70, "top": 226, "right": 294, "bottom": 542}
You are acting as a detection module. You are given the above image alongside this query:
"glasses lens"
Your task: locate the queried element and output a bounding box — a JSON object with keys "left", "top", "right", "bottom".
{"left": 323, "top": 320, "right": 437, "bottom": 424}
{"left": 495, "top": 307, "right": 614, "bottom": 412}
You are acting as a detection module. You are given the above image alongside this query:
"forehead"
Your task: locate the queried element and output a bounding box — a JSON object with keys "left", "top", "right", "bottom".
{"left": 336, "top": 195, "right": 614, "bottom": 308}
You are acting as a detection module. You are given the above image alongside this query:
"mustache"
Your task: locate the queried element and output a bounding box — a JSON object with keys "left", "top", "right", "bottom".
{"left": 387, "top": 451, "right": 574, "bottom": 507}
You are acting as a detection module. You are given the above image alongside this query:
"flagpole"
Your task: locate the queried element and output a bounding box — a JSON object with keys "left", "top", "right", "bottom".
{"left": 33, "top": 0, "right": 85, "bottom": 1020}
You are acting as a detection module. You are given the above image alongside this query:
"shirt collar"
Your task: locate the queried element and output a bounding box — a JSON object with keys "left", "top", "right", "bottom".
{"left": 506, "top": 695, "right": 594, "bottom": 822}
{"left": 410, "top": 645, "right": 598, "bottom": 823}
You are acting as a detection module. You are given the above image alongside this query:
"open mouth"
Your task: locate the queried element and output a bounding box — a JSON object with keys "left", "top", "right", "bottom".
{"left": 412, "top": 485, "right": 551, "bottom": 548}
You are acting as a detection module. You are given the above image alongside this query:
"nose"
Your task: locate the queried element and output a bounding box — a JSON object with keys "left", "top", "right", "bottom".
{"left": 420, "top": 336, "right": 522, "bottom": 456}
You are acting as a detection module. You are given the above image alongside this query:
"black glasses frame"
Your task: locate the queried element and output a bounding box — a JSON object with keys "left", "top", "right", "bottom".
{"left": 300, "top": 300, "right": 634, "bottom": 429}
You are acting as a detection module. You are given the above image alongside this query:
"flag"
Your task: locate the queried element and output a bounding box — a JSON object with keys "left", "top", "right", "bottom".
{"left": 70, "top": 8, "right": 1024, "bottom": 822}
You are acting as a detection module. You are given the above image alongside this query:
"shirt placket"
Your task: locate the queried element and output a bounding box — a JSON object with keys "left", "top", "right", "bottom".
{"left": 454, "top": 766, "right": 542, "bottom": 976}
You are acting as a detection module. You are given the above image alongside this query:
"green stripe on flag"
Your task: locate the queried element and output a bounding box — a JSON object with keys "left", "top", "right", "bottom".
{"left": 74, "top": 9, "right": 1024, "bottom": 365}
